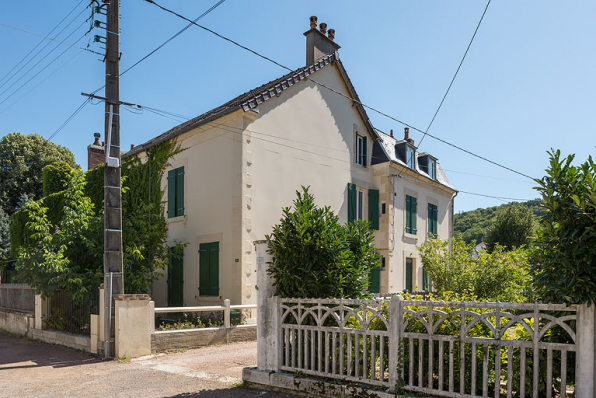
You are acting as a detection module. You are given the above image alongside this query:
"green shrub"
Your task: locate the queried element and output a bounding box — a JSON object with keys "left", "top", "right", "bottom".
{"left": 42, "top": 161, "right": 73, "bottom": 197}
{"left": 266, "top": 187, "right": 378, "bottom": 299}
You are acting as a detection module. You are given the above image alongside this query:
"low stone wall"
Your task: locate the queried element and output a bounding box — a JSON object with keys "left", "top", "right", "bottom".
{"left": 0, "top": 308, "right": 34, "bottom": 336}
{"left": 29, "top": 328, "right": 91, "bottom": 352}
{"left": 152, "top": 324, "right": 256, "bottom": 352}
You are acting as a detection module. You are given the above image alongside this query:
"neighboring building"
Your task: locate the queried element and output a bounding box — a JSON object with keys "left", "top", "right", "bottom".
{"left": 108, "top": 16, "right": 456, "bottom": 306}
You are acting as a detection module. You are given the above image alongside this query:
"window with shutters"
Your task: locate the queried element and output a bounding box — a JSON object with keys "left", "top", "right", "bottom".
{"left": 405, "top": 195, "right": 417, "bottom": 234}
{"left": 355, "top": 133, "right": 367, "bottom": 167}
{"left": 167, "top": 166, "right": 184, "bottom": 218}
{"left": 405, "top": 258, "right": 413, "bottom": 292}
{"left": 199, "top": 241, "right": 219, "bottom": 297}
{"left": 428, "top": 203, "right": 438, "bottom": 237}
{"left": 356, "top": 189, "right": 364, "bottom": 221}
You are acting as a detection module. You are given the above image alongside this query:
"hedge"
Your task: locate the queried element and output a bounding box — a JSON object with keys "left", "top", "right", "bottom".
{"left": 42, "top": 161, "right": 73, "bottom": 197}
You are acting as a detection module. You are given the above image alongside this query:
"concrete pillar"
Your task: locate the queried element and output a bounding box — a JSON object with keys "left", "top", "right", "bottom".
{"left": 34, "top": 294, "right": 49, "bottom": 330}
{"left": 576, "top": 303, "right": 596, "bottom": 398}
{"left": 149, "top": 301, "right": 155, "bottom": 334}
{"left": 114, "top": 294, "right": 152, "bottom": 359}
{"left": 99, "top": 286, "right": 105, "bottom": 343}
{"left": 255, "top": 240, "right": 278, "bottom": 371}
{"left": 90, "top": 314, "right": 99, "bottom": 354}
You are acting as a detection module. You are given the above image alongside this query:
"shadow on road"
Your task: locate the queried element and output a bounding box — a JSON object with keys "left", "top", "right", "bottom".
{"left": 164, "top": 388, "right": 296, "bottom": 397}
{"left": 0, "top": 331, "right": 104, "bottom": 370}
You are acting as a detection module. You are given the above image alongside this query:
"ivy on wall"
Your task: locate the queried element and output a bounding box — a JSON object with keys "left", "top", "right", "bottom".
{"left": 10, "top": 141, "right": 184, "bottom": 297}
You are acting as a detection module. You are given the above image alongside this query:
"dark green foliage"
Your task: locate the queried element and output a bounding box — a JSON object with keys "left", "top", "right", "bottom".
{"left": 266, "top": 187, "right": 379, "bottom": 299}
{"left": 42, "top": 161, "right": 73, "bottom": 197}
{"left": 12, "top": 141, "right": 184, "bottom": 298}
{"left": 532, "top": 149, "right": 596, "bottom": 305}
{"left": 484, "top": 202, "right": 536, "bottom": 252}
{"left": 454, "top": 199, "right": 543, "bottom": 244}
{"left": 0, "top": 133, "right": 77, "bottom": 214}
{"left": 0, "top": 206, "right": 9, "bottom": 263}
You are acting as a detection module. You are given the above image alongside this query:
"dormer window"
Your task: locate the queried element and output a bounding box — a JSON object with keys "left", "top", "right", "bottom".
{"left": 418, "top": 153, "right": 437, "bottom": 180}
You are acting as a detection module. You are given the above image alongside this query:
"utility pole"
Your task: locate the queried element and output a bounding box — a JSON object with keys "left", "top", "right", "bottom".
{"left": 102, "top": 0, "right": 122, "bottom": 358}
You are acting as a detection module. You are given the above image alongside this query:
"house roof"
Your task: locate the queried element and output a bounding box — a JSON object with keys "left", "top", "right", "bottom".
{"left": 375, "top": 128, "right": 455, "bottom": 190}
{"left": 125, "top": 52, "right": 388, "bottom": 161}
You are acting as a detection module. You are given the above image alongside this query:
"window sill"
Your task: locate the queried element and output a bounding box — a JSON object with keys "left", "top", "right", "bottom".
{"left": 168, "top": 215, "right": 186, "bottom": 223}
{"left": 404, "top": 232, "right": 418, "bottom": 241}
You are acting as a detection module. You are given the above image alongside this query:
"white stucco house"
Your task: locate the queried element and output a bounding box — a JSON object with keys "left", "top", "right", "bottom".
{"left": 123, "top": 16, "right": 457, "bottom": 307}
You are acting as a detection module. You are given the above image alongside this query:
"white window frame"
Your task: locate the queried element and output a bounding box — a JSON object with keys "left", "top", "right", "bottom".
{"left": 355, "top": 134, "right": 365, "bottom": 167}
{"left": 356, "top": 189, "right": 365, "bottom": 221}
{"left": 406, "top": 145, "right": 415, "bottom": 169}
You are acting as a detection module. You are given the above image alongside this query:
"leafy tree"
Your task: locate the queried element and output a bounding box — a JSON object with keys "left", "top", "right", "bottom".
{"left": 532, "top": 150, "right": 596, "bottom": 305}
{"left": 15, "top": 170, "right": 102, "bottom": 301}
{"left": 484, "top": 202, "right": 536, "bottom": 252}
{"left": 418, "top": 236, "right": 530, "bottom": 302}
{"left": 0, "top": 133, "right": 77, "bottom": 215}
{"left": 266, "top": 187, "right": 379, "bottom": 299}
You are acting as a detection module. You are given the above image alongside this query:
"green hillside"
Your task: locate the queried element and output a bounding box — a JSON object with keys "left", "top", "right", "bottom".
{"left": 454, "top": 199, "right": 544, "bottom": 244}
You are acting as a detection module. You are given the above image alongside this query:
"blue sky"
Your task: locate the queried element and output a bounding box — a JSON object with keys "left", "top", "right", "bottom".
{"left": 0, "top": 1, "right": 594, "bottom": 213}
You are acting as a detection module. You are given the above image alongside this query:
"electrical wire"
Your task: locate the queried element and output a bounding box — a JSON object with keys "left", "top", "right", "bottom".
{"left": 0, "top": 30, "right": 90, "bottom": 107}
{"left": 0, "top": 0, "right": 86, "bottom": 87}
{"left": 418, "top": 0, "right": 492, "bottom": 148}
{"left": 142, "top": 0, "right": 534, "bottom": 181}
{"left": 47, "top": 0, "right": 227, "bottom": 142}
{"left": 47, "top": 97, "right": 91, "bottom": 141}
{"left": 458, "top": 190, "right": 533, "bottom": 201}
{"left": 0, "top": 22, "right": 104, "bottom": 56}
{"left": 0, "top": 2, "right": 91, "bottom": 93}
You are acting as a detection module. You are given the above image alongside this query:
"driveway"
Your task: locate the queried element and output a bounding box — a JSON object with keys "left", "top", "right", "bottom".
{"left": 0, "top": 331, "right": 296, "bottom": 398}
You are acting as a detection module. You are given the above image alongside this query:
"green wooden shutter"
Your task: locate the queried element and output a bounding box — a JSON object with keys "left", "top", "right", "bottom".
{"left": 411, "top": 197, "right": 417, "bottom": 234}
{"left": 405, "top": 258, "right": 413, "bottom": 292}
{"left": 406, "top": 195, "right": 412, "bottom": 233}
{"left": 362, "top": 136, "right": 367, "bottom": 167}
{"left": 169, "top": 250, "right": 184, "bottom": 307}
{"left": 348, "top": 183, "right": 356, "bottom": 222}
{"left": 167, "top": 169, "right": 176, "bottom": 218}
{"left": 175, "top": 167, "right": 184, "bottom": 217}
{"left": 423, "top": 266, "right": 429, "bottom": 292}
{"left": 368, "top": 266, "right": 380, "bottom": 293}
{"left": 209, "top": 241, "right": 220, "bottom": 296}
{"left": 428, "top": 203, "right": 438, "bottom": 236}
{"left": 368, "top": 189, "right": 379, "bottom": 230}
{"left": 199, "top": 243, "right": 209, "bottom": 296}
{"left": 433, "top": 205, "right": 438, "bottom": 235}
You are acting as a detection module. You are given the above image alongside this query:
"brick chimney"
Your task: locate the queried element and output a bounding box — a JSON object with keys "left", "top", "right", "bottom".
{"left": 87, "top": 132, "right": 105, "bottom": 170}
{"left": 404, "top": 127, "right": 414, "bottom": 145}
{"left": 304, "top": 16, "right": 341, "bottom": 66}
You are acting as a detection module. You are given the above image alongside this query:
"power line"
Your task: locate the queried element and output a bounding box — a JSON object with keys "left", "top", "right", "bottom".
{"left": 0, "top": 0, "right": 86, "bottom": 87}
{"left": 0, "top": 21, "right": 104, "bottom": 56}
{"left": 47, "top": 0, "right": 224, "bottom": 141}
{"left": 418, "top": 0, "right": 492, "bottom": 148}
{"left": 0, "top": 2, "right": 91, "bottom": 93}
{"left": 458, "top": 190, "right": 533, "bottom": 201}
{"left": 142, "top": 0, "right": 534, "bottom": 180}
{"left": 48, "top": 97, "right": 91, "bottom": 141}
{"left": 0, "top": 30, "right": 90, "bottom": 107}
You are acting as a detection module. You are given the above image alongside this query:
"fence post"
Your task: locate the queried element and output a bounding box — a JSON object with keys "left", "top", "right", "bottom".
{"left": 388, "top": 294, "right": 402, "bottom": 390}
{"left": 224, "top": 299, "right": 231, "bottom": 328}
{"left": 149, "top": 301, "right": 155, "bottom": 334}
{"left": 256, "top": 240, "right": 277, "bottom": 371}
{"left": 34, "top": 294, "right": 48, "bottom": 330}
{"left": 576, "top": 303, "right": 596, "bottom": 398}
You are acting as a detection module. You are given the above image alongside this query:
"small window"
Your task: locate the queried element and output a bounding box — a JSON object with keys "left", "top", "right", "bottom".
{"left": 381, "top": 202, "right": 386, "bottom": 216}
{"left": 355, "top": 134, "right": 367, "bottom": 167}
{"left": 406, "top": 146, "right": 415, "bottom": 169}
{"left": 428, "top": 159, "right": 436, "bottom": 179}
{"left": 356, "top": 189, "right": 365, "bottom": 220}
{"left": 380, "top": 256, "right": 386, "bottom": 271}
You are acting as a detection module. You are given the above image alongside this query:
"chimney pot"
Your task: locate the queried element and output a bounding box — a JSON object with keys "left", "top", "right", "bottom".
{"left": 130, "top": 144, "right": 135, "bottom": 150}
{"left": 328, "top": 29, "right": 335, "bottom": 41}
{"left": 390, "top": 129, "right": 394, "bottom": 138}
{"left": 101, "top": 141, "right": 105, "bottom": 147}
{"left": 404, "top": 127, "right": 409, "bottom": 140}
{"left": 309, "top": 16, "right": 317, "bottom": 29}
{"left": 319, "top": 23, "right": 327, "bottom": 34}
{"left": 93, "top": 132, "right": 100, "bottom": 146}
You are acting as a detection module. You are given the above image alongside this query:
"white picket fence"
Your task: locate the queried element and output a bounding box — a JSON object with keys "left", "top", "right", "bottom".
{"left": 263, "top": 295, "right": 589, "bottom": 398}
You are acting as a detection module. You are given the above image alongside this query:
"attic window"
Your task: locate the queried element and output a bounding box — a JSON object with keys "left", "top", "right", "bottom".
{"left": 428, "top": 159, "right": 436, "bottom": 179}
{"left": 406, "top": 145, "right": 415, "bottom": 169}
{"left": 418, "top": 154, "right": 437, "bottom": 180}
{"left": 355, "top": 133, "right": 367, "bottom": 167}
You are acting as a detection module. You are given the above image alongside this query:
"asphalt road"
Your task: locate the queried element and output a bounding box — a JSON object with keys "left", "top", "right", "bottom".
{"left": 0, "top": 332, "right": 297, "bottom": 398}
